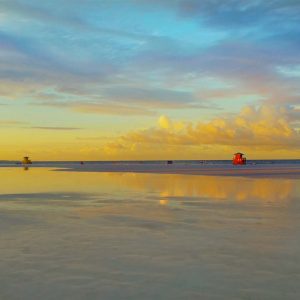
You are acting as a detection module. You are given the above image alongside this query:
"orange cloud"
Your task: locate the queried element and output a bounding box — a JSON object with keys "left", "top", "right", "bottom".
{"left": 103, "top": 105, "right": 300, "bottom": 158}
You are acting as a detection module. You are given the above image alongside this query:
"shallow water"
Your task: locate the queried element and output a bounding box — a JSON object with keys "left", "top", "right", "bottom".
{"left": 1, "top": 167, "right": 300, "bottom": 299}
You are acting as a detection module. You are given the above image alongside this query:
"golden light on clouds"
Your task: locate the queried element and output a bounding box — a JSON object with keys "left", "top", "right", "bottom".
{"left": 102, "top": 105, "right": 300, "bottom": 160}
{"left": 0, "top": 105, "right": 299, "bottom": 160}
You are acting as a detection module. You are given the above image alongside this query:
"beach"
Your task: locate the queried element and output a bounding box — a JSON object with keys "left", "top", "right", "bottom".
{"left": 2, "top": 160, "right": 298, "bottom": 178}
{"left": 59, "top": 162, "right": 300, "bottom": 178}
{"left": 0, "top": 165, "right": 300, "bottom": 299}
{"left": 2, "top": 0, "right": 300, "bottom": 298}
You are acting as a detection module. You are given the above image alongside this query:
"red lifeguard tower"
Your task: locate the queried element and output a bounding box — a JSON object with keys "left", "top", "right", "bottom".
{"left": 233, "top": 152, "right": 246, "bottom": 165}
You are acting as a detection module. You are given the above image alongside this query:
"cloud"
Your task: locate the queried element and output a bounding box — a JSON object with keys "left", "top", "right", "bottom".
{"left": 158, "top": 115, "right": 172, "bottom": 129}
{"left": 76, "top": 136, "right": 112, "bottom": 141}
{"left": 71, "top": 102, "right": 156, "bottom": 116}
{"left": 31, "top": 126, "right": 82, "bottom": 130}
{"left": 32, "top": 100, "right": 157, "bottom": 116}
{"left": 134, "top": 37, "right": 300, "bottom": 106}
{"left": 0, "top": 79, "right": 44, "bottom": 100}
{"left": 1, "top": 0, "right": 300, "bottom": 139}
{"left": 0, "top": 120, "right": 29, "bottom": 125}
{"left": 1, "top": 0, "right": 300, "bottom": 113}
{"left": 103, "top": 105, "right": 300, "bottom": 157}
{"left": 101, "top": 86, "right": 200, "bottom": 108}
{"left": 30, "top": 84, "right": 208, "bottom": 116}
{"left": 139, "top": 0, "right": 300, "bottom": 29}
{"left": 104, "top": 142, "right": 128, "bottom": 155}
{"left": 1, "top": 0, "right": 149, "bottom": 41}
{"left": 277, "top": 65, "right": 300, "bottom": 78}
{"left": 158, "top": 115, "right": 185, "bottom": 131}
{"left": 28, "top": 86, "right": 213, "bottom": 118}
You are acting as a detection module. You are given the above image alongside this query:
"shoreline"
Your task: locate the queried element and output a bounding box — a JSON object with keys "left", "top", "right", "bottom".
{"left": 1, "top": 162, "right": 300, "bottom": 178}
{"left": 56, "top": 164, "right": 300, "bottom": 179}
{"left": 1, "top": 162, "right": 298, "bottom": 179}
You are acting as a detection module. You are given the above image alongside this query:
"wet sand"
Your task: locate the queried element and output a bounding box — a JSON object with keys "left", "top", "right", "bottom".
{"left": 2, "top": 162, "right": 300, "bottom": 179}
{"left": 52, "top": 163, "right": 300, "bottom": 178}
{"left": 1, "top": 168, "right": 300, "bottom": 299}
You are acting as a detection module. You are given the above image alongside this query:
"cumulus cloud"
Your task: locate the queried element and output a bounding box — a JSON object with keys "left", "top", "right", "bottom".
{"left": 103, "top": 105, "right": 300, "bottom": 157}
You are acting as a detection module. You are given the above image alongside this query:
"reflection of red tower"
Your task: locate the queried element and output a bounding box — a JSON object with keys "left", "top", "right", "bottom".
{"left": 233, "top": 152, "right": 246, "bottom": 165}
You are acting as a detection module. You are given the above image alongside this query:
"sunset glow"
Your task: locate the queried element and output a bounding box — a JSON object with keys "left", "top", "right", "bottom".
{"left": 1, "top": 0, "right": 299, "bottom": 160}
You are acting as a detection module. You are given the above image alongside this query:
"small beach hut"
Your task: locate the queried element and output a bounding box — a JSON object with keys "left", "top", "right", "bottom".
{"left": 22, "top": 156, "right": 32, "bottom": 164}
{"left": 232, "top": 153, "right": 246, "bottom": 165}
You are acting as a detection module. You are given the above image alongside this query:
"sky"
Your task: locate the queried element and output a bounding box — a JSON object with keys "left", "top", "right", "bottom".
{"left": 0, "top": 0, "right": 300, "bottom": 160}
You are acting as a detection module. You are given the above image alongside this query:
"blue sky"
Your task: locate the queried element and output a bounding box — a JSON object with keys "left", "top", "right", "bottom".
{"left": 0, "top": 0, "right": 300, "bottom": 159}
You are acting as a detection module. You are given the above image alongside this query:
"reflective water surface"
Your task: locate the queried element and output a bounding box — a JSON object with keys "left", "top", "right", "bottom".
{"left": 1, "top": 168, "right": 300, "bottom": 299}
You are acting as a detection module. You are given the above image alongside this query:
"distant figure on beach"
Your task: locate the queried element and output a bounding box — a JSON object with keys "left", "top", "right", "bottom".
{"left": 232, "top": 153, "right": 246, "bottom": 165}
{"left": 167, "top": 160, "right": 173, "bottom": 165}
{"left": 80, "top": 161, "right": 84, "bottom": 165}
{"left": 22, "top": 156, "right": 32, "bottom": 165}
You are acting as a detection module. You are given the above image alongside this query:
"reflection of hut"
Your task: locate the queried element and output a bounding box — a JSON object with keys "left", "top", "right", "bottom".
{"left": 22, "top": 156, "right": 32, "bottom": 164}
{"left": 232, "top": 153, "right": 246, "bottom": 165}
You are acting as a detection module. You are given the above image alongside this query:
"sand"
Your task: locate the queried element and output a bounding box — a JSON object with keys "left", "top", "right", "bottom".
{"left": 2, "top": 161, "right": 300, "bottom": 179}
{"left": 20, "top": 161, "right": 300, "bottom": 178}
